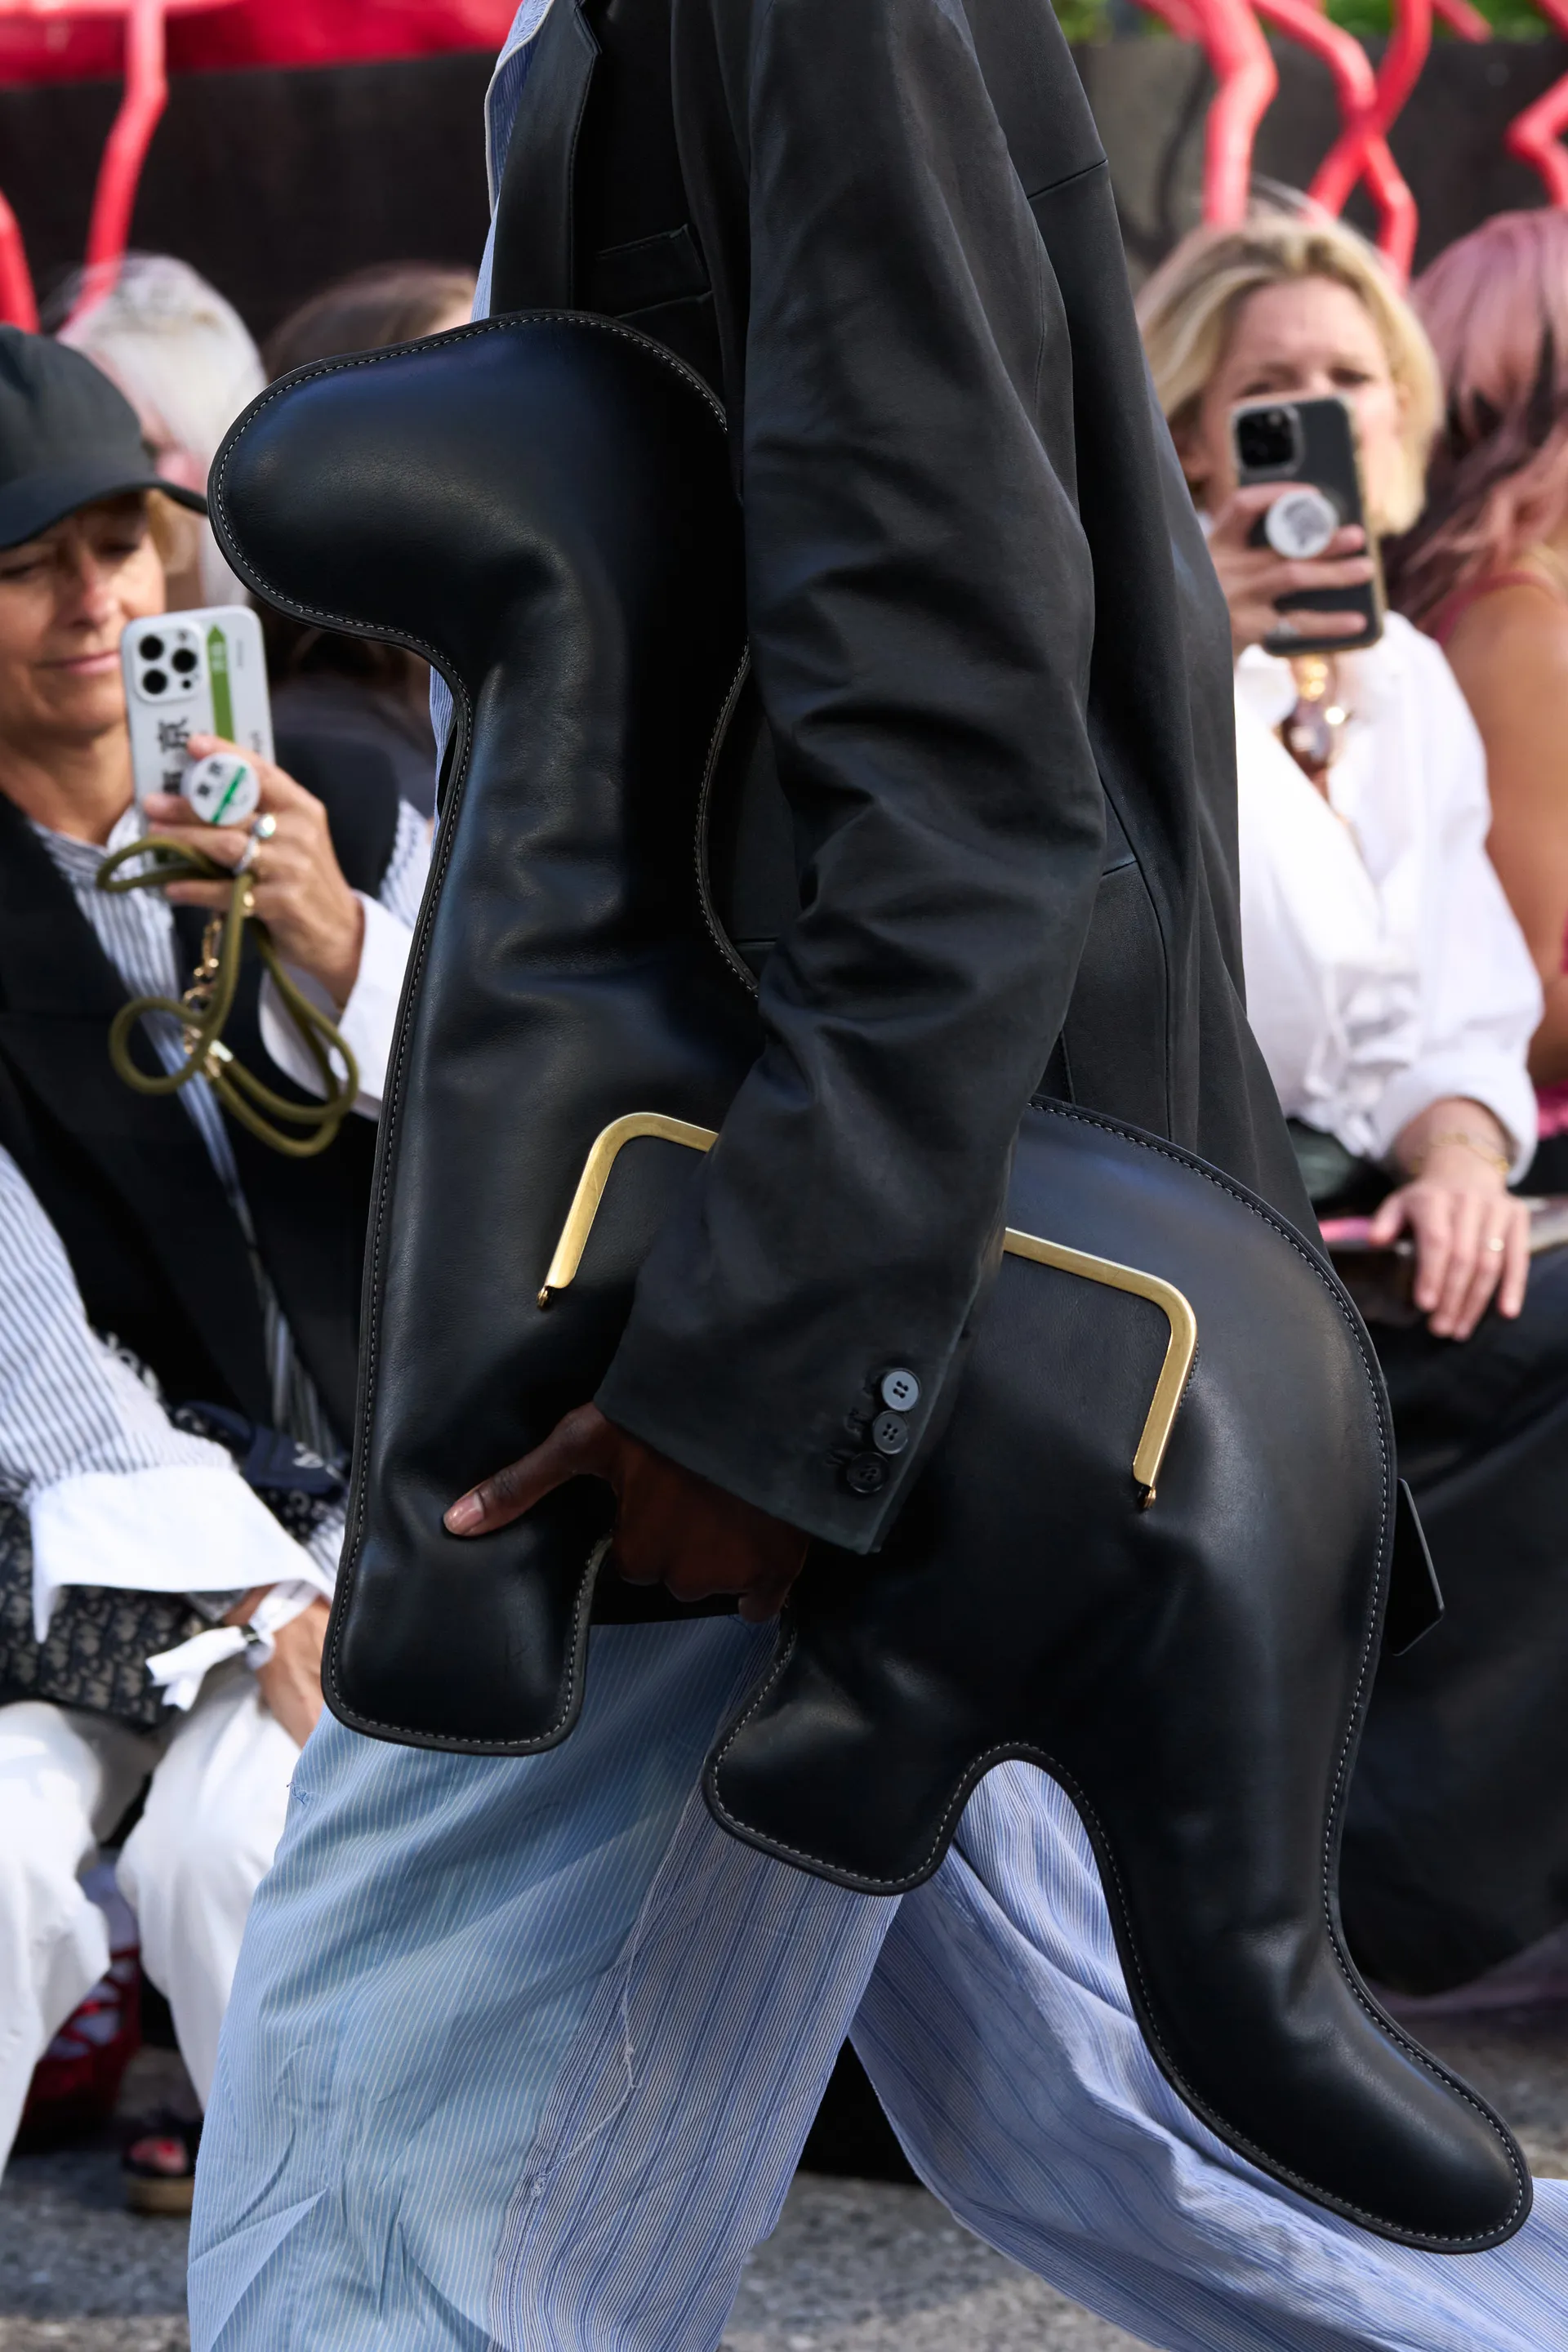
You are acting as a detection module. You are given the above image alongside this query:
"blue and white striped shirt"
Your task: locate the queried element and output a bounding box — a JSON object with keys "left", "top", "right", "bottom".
{"left": 1, "top": 795, "right": 427, "bottom": 1611}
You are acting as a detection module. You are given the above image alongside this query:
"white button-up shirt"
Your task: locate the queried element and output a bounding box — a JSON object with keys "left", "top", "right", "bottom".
{"left": 1235, "top": 611, "right": 1542, "bottom": 1179}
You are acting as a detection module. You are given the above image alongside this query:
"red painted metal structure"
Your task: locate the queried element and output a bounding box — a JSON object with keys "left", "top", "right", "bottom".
{"left": 0, "top": 0, "right": 246, "bottom": 330}
{"left": 1163, "top": 0, "right": 1499, "bottom": 278}
{"left": 2, "top": 0, "right": 1567, "bottom": 336}
{"left": 1506, "top": 0, "right": 1568, "bottom": 201}
{"left": 1141, "top": 0, "right": 1281, "bottom": 228}
{"left": 0, "top": 0, "right": 515, "bottom": 78}
{"left": 0, "top": 0, "right": 518, "bottom": 333}
{"left": 1261, "top": 0, "right": 1421, "bottom": 275}
{"left": 1164, "top": 0, "right": 1568, "bottom": 261}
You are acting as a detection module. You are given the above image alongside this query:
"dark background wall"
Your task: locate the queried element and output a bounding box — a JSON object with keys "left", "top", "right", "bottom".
{"left": 0, "top": 36, "right": 1561, "bottom": 340}
{"left": 0, "top": 51, "right": 496, "bottom": 340}
{"left": 1087, "top": 36, "right": 1568, "bottom": 286}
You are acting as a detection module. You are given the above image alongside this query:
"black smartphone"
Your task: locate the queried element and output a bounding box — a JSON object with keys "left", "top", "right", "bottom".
{"left": 1231, "top": 394, "right": 1383, "bottom": 656}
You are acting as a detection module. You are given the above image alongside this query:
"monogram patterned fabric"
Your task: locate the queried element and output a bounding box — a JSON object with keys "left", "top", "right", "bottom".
{"left": 0, "top": 1407, "right": 343, "bottom": 1731}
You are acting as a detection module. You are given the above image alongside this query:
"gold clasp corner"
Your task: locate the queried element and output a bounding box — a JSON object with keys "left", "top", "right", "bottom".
{"left": 538, "top": 1113, "right": 1197, "bottom": 1504}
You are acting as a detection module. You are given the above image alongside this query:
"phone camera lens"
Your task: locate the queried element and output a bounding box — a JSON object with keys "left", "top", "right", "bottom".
{"left": 171, "top": 648, "right": 198, "bottom": 675}
{"left": 142, "top": 669, "right": 167, "bottom": 695}
{"left": 139, "top": 635, "right": 164, "bottom": 661}
{"left": 1236, "top": 406, "right": 1298, "bottom": 472}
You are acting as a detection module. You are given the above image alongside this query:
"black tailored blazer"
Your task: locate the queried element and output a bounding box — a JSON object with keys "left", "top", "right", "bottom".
{"left": 487, "top": 0, "right": 1308, "bottom": 1552}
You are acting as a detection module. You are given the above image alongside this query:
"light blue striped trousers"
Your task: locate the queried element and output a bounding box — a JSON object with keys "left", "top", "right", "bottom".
{"left": 189, "top": 1619, "right": 1568, "bottom": 2351}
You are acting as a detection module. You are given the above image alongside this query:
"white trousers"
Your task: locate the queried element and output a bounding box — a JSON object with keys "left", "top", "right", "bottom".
{"left": 0, "top": 1666, "right": 298, "bottom": 2161}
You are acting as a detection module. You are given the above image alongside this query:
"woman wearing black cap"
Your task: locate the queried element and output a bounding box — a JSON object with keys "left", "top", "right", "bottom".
{"left": 0, "top": 327, "right": 428, "bottom": 2208}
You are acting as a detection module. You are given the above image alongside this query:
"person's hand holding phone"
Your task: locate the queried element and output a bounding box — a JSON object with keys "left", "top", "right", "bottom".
{"left": 1206, "top": 484, "right": 1375, "bottom": 657}
{"left": 144, "top": 733, "right": 367, "bottom": 1009}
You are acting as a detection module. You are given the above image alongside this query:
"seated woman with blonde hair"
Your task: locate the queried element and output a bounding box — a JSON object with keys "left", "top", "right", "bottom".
{"left": 1138, "top": 203, "right": 1568, "bottom": 2002}
{"left": 1388, "top": 207, "right": 1568, "bottom": 1197}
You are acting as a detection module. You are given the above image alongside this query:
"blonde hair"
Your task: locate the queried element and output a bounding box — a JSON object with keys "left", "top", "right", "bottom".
{"left": 58, "top": 255, "right": 264, "bottom": 604}
{"left": 1136, "top": 203, "right": 1441, "bottom": 537}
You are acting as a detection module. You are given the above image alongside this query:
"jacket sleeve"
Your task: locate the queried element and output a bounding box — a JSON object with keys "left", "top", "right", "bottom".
{"left": 595, "top": 0, "right": 1107, "bottom": 1549}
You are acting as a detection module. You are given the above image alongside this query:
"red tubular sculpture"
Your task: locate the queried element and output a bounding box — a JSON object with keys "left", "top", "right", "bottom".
{"left": 0, "top": 0, "right": 242, "bottom": 332}
{"left": 71, "top": 0, "right": 169, "bottom": 324}
{"left": 1506, "top": 0, "right": 1568, "bottom": 205}
{"left": 0, "top": 187, "right": 38, "bottom": 333}
{"left": 1142, "top": 0, "right": 1280, "bottom": 225}
{"left": 1431, "top": 0, "right": 1493, "bottom": 32}
{"left": 1160, "top": 0, "right": 1496, "bottom": 278}
{"left": 1314, "top": 0, "right": 1493, "bottom": 278}
{"left": 1247, "top": 0, "right": 1419, "bottom": 275}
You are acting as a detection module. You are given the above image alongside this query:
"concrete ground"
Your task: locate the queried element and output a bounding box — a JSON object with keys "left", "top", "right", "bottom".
{"left": 2, "top": 2008, "right": 1565, "bottom": 2352}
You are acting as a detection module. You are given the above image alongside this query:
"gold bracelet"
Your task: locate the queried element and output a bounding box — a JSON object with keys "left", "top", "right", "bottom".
{"left": 1407, "top": 1129, "right": 1511, "bottom": 1179}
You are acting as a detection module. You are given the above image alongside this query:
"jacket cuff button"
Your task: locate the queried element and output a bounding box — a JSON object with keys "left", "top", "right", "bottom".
{"left": 842, "top": 1453, "right": 889, "bottom": 1498}
{"left": 871, "top": 1410, "right": 908, "bottom": 1456}
{"left": 880, "top": 1368, "right": 920, "bottom": 1412}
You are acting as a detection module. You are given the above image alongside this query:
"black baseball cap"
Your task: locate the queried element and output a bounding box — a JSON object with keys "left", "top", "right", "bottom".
{"left": 0, "top": 323, "right": 207, "bottom": 551}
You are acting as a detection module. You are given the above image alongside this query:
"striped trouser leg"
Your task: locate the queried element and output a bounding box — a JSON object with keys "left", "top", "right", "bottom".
{"left": 482, "top": 1753, "right": 1568, "bottom": 2351}
{"left": 855, "top": 1760, "right": 1568, "bottom": 2352}
{"left": 193, "top": 1615, "right": 1568, "bottom": 2352}
{"left": 188, "top": 1615, "right": 890, "bottom": 2352}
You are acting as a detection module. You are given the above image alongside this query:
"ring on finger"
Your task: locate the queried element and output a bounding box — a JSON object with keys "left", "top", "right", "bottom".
{"left": 231, "top": 812, "right": 276, "bottom": 880}
{"left": 1485, "top": 1234, "right": 1507, "bottom": 1254}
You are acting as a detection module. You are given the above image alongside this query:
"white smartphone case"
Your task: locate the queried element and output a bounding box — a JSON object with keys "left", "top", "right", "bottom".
{"left": 122, "top": 605, "right": 274, "bottom": 806}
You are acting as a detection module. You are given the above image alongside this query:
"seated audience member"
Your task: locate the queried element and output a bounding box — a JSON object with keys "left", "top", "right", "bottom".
{"left": 1385, "top": 209, "right": 1568, "bottom": 1194}
{"left": 0, "top": 327, "right": 427, "bottom": 2203}
{"left": 55, "top": 254, "right": 265, "bottom": 612}
{"left": 1138, "top": 206, "right": 1568, "bottom": 1999}
{"left": 260, "top": 262, "right": 476, "bottom": 818}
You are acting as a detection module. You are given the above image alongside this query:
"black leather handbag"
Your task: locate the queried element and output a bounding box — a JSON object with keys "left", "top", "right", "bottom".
{"left": 211, "top": 311, "right": 1527, "bottom": 2252}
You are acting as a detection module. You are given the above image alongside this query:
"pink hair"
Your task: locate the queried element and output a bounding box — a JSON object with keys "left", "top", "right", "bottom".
{"left": 1386, "top": 210, "right": 1568, "bottom": 627}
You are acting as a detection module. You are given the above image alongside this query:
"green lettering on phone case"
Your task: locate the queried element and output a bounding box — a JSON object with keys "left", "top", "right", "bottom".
{"left": 207, "top": 626, "right": 234, "bottom": 742}
{"left": 212, "top": 763, "right": 250, "bottom": 823}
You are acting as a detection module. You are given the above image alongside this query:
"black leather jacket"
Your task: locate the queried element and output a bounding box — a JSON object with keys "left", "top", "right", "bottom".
{"left": 485, "top": 0, "right": 1307, "bottom": 1552}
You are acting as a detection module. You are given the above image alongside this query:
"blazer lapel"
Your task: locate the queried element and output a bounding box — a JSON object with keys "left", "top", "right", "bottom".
{"left": 490, "top": 0, "right": 599, "bottom": 314}
{"left": 0, "top": 797, "right": 272, "bottom": 1419}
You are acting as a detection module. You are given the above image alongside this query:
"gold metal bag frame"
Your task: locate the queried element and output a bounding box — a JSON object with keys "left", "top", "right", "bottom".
{"left": 537, "top": 1111, "right": 1197, "bottom": 1504}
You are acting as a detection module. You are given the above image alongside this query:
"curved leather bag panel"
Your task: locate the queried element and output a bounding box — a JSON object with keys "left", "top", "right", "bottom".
{"left": 214, "top": 316, "right": 760, "bottom": 1745}
{"left": 709, "top": 1100, "right": 1520, "bottom": 2243}
{"left": 211, "top": 315, "right": 1527, "bottom": 2251}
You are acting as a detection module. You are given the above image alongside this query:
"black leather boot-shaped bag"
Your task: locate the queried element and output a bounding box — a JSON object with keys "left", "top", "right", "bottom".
{"left": 212, "top": 316, "right": 1528, "bottom": 2253}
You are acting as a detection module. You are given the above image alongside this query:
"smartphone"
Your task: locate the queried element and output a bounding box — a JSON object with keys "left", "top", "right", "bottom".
{"left": 1231, "top": 395, "right": 1384, "bottom": 656}
{"left": 122, "top": 605, "right": 274, "bottom": 807}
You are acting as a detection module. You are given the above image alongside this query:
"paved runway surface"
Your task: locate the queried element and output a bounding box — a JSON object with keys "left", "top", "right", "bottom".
{"left": 2, "top": 2008, "right": 1564, "bottom": 2351}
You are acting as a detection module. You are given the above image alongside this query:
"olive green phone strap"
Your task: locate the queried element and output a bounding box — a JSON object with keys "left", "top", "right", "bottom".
{"left": 95, "top": 837, "right": 359, "bottom": 1160}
